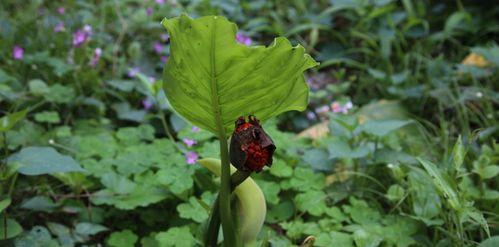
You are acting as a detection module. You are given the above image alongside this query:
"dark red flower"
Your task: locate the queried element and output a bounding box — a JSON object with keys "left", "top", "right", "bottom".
{"left": 229, "top": 115, "right": 275, "bottom": 172}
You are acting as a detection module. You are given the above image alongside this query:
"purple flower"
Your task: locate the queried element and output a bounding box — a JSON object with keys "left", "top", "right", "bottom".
{"left": 72, "top": 25, "right": 92, "bottom": 47}
{"left": 340, "top": 101, "right": 353, "bottom": 114}
{"left": 54, "top": 22, "right": 65, "bottom": 32}
{"left": 89, "top": 47, "right": 102, "bottom": 67}
{"left": 146, "top": 7, "right": 153, "bottom": 16}
{"left": 236, "top": 33, "right": 252, "bottom": 46}
{"left": 331, "top": 102, "right": 342, "bottom": 113}
{"left": 127, "top": 67, "right": 140, "bottom": 78}
{"left": 160, "top": 34, "right": 170, "bottom": 42}
{"left": 191, "top": 126, "right": 200, "bottom": 132}
{"left": 155, "top": 0, "right": 165, "bottom": 5}
{"left": 57, "top": 7, "right": 65, "bottom": 14}
{"left": 316, "top": 105, "right": 329, "bottom": 114}
{"left": 307, "top": 77, "right": 320, "bottom": 90}
{"left": 183, "top": 138, "right": 197, "bottom": 147}
{"left": 12, "top": 45, "right": 24, "bottom": 60}
{"left": 142, "top": 98, "right": 153, "bottom": 110}
{"left": 306, "top": 111, "right": 317, "bottom": 120}
{"left": 160, "top": 56, "right": 169, "bottom": 63}
{"left": 83, "top": 24, "right": 92, "bottom": 34}
{"left": 148, "top": 76, "right": 156, "bottom": 83}
{"left": 185, "top": 151, "right": 198, "bottom": 164}
{"left": 153, "top": 41, "right": 163, "bottom": 54}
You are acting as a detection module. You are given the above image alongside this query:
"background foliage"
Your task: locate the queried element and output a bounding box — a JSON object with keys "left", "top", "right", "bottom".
{"left": 0, "top": 0, "right": 498, "bottom": 246}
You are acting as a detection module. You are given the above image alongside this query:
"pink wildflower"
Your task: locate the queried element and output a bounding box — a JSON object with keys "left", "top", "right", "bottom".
{"left": 316, "top": 105, "right": 330, "bottom": 114}
{"left": 54, "top": 22, "right": 65, "bottom": 32}
{"left": 146, "top": 7, "right": 153, "bottom": 16}
{"left": 153, "top": 41, "right": 163, "bottom": 54}
{"left": 142, "top": 98, "right": 153, "bottom": 110}
{"left": 236, "top": 33, "right": 252, "bottom": 46}
{"left": 191, "top": 126, "right": 200, "bottom": 132}
{"left": 12, "top": 45, "right": 24, "bottom": 60}
{"left": 89, "top": 47, "right": 102, "bottom": 67}
{"left": 160, "top": 34, "right": 169, "bottom": 42}
{"left": 183, "top": 138, "right": 197, "bottom": 147}
{"left": 72, "top": 25, "right": 92, "bottom": 47}
{"left": 331, "top": 102, "right": 342, "bottom": 113}
{"left": 127, "top": 67, "right": 140, "bottom": 78}
{"left": 306, "top": 111, "right": 317, "bottom": 120}
{"left": 341, "top": 101, "right": 353, "bottom": 114}
{"left": 57, "top": 7, "right": 65, "bottom": 14}
{"left": 185, "top": 151, "right": 199, "bottom": 164}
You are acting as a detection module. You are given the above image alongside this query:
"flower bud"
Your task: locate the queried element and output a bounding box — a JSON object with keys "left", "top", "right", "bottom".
{"left": 229, "top": 115, "right": 275, "bottom": 172}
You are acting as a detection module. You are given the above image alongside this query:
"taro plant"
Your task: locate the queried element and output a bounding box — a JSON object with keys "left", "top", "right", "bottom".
{"left": 161, "top": 14, "right": 317, "bottom": 246}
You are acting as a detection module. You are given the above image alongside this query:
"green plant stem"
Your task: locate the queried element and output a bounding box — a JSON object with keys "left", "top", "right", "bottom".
{"left": 206, "top": 170, "right": 251, "bottom": 247}
{"left": 158, "top": 112, "right": 182, "bottom": 153}
{"left": 208, "top": 16, "right": 238, "bottom": 246}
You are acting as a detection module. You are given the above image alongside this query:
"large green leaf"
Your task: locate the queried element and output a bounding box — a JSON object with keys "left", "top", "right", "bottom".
{"left": 162, "top": 14, "right": 317, "bottom": 135}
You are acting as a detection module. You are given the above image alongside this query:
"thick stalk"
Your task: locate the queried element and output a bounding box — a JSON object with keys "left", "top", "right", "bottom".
{"left": 205, "top": 171, "right": 251, "bottom": 246}
{"left": 218, "top": 136, "right": 237, "bottom": 246}
{"left": 208, "top": 16, "right": 238, "bottom": 246}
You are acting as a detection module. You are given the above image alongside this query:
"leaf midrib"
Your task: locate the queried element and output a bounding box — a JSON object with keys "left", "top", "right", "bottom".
{"left": 208, "top": 17, "right": 227, "bottom": 138}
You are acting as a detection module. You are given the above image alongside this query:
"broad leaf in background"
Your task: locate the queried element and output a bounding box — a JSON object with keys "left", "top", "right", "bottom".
{"left": 0, "top": 109, "right": 28, "bottom": 132}
{"left": 0, "top": 198, "right": 11, "bottom": 212}
{"left": 107, "top": 229, "right": 138, "bottom": 247}
{"left": 356, "top": 119, "right": 412, "bottom": 137}
{"left": 480, "top": 236, "right": 499, "bottom": 247}
{"left": 7, "top": 146, "right": 84, "bottom": 176}
{"left": 0, "top": 218, "right": 23, "bottom": 239}
{"left": 162, "top": 14, "right": 318, "bottom": 135}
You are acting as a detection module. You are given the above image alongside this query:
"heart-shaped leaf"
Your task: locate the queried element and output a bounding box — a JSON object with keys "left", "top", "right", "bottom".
{"left": 162, "top": 14, "right": 317, "bottom": 136}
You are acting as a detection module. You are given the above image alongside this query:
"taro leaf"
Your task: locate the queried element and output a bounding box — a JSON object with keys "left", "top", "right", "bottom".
{"left": 0, "top": 218, "right": 23, "bottom": 239}
{"left": 0, "top": 109, "right": 28, "bottom": 132}
{"left": 7, "top": 146, "right": 84, "bottom": 176}
{"left": 162, "top": 14, "right": 317, "bottom": 136}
